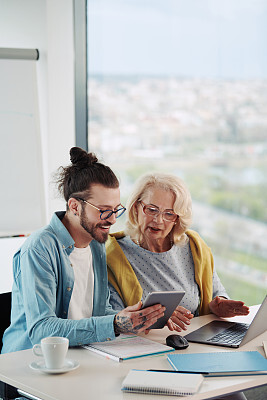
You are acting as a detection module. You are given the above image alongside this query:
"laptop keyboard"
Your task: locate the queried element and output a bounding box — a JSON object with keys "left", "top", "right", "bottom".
{"left": 206, "top": 323, "right": 250, "bottom": 345}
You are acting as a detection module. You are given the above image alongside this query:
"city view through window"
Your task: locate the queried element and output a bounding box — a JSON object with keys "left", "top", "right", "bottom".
{"left": 87, "top": 0, "right": 267, "bottom": 305}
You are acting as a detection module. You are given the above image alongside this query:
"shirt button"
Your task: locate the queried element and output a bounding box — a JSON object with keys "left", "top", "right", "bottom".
{"left": 62, "top": 245, "right": 65, "bottom": 249}
{"left": 106, "top": 337, "right": 111, "bottom": 341}
{"left": 67, "top": 287, "right": 72, "bottom": 292}
{"left": 70, "top": 263, "right": 73, "bottom": 267}
{"left": 63, "top": 311, "right": 67, "bottom": 314}
{"left": 69, "top": 245, "right": 72, "bottom": 249}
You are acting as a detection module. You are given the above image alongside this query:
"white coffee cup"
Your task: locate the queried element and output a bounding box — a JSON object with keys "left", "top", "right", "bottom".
{"left": 33, "top": 336, "right": 69, "bottom": 369}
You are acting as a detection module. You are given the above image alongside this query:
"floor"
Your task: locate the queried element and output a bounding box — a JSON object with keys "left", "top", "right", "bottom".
{"left": 244, "top": 384, "right": 267, "bottom": 400}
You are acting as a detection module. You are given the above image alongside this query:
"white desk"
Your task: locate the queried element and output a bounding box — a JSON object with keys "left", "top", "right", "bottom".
{"left": 0, "top": 306, "right": 266, "bottom": 400}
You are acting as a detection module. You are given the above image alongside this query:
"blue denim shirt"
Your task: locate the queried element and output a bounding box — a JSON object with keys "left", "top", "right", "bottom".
{"left": 1, "top": 212, "right": 116, "bottom": 353}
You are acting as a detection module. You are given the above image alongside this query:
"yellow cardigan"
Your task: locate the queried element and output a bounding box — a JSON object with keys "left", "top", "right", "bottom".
{"left": 106, "top": 230, "right": 214, "bottom": 315}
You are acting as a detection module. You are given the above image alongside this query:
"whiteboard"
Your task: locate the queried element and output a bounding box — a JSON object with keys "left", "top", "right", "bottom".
{"left": 0, "top": 58, "right": 45, "bottom": 235}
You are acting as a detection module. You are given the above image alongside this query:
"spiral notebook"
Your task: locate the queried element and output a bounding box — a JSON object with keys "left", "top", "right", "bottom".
{"left": 121, "top": 369, "right": 204, "bottom": 396}
{"left": 84, "top": 334, "right": 174, "bottom": 362}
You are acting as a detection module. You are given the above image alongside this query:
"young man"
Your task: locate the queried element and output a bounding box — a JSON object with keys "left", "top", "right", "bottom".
{"left": 1, "top": 148, "right": 165, "bottom": 353}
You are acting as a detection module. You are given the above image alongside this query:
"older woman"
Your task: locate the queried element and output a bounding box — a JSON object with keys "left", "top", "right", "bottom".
{"left": 106, "top": 172, "right": 249, "bottom": 332}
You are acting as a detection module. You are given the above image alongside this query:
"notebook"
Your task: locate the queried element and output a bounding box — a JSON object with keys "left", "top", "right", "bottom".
{"left": 83, "top": 334, "right": 174, "bottom": 362}
{"left": 184, "top": 295, "right": 267, "bottom": 348}
{"left": 167, "top": 351, "right": 267, "bottom": 376}
{"left": 121, "top": 369, "right": 204, "bottom": 396}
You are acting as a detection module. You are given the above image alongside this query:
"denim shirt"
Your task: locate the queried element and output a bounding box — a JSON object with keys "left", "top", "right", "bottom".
{"left": 1, "top": 212, "right": 116, "bottom": 353}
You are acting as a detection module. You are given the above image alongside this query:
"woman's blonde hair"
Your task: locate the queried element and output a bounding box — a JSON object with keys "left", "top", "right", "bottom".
{"left": 125, "top": 172, "right": 192, "bottom": 246}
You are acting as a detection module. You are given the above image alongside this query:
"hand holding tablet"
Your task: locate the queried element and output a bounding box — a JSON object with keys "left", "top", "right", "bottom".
{"left": 142, "top": 291, "right": 185, "bottom": 329}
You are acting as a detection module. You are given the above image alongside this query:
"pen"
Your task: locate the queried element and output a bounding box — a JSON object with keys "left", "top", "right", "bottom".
{"left": 0, "top": 234, "right": 28, "bottom": 238}
{"left": 148, "top": 369, "right": 178, "bottom": 373}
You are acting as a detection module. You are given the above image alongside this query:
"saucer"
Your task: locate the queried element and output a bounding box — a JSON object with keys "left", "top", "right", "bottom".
{"left": 30, "top": 359, "right": 79, "bottom": 374}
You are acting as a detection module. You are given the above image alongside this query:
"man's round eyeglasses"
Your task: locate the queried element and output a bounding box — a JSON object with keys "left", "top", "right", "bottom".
{"left": 139, "top": 200, "right": 178, "bottom": 222}
{"left": 77, "top": 198, "right": 126, "bottom": 220}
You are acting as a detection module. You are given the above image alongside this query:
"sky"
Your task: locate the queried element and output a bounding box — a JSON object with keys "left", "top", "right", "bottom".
{"left": 88, "top": 0, "right": 267, "bottom": 79}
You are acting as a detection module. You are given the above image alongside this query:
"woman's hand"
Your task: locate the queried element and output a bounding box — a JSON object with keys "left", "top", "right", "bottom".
{"left": 167, "top": 305, "right": 193, "bottom": 332}
{"left": 209, "top": 296, "right": 250, "bottom": 318}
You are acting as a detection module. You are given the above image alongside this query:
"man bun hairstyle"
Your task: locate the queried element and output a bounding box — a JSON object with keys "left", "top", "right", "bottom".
{"left": 69, "top": 147, "right": 98, "bottom": 167}
{"left": 56, "top": 147, "right": 119, "bottom": 204}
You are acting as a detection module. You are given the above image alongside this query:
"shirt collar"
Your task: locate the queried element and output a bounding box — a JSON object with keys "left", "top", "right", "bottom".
{"left": 50, "top": 212, "right": 75, "bottom": 255}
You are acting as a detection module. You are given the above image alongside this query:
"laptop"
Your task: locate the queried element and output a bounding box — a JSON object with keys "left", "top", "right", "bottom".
{"left": 184, "top": 295, "right": 267, "bottom": 348}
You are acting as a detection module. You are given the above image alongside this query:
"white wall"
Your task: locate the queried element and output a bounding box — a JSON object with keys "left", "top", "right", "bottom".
{"left": 0, "top": 0, "right": 76, "bottom": 220}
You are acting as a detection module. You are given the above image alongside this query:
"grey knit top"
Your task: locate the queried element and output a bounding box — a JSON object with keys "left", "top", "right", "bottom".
{"left": 108, "top": 236, "right": 228, "bottom": 315}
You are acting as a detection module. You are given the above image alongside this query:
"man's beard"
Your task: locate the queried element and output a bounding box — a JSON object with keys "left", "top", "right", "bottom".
{"left": 80, "top": 207, "right": 111, "bottom": 243}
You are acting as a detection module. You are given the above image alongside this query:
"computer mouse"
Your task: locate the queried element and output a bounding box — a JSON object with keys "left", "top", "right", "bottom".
{"left": 166, "top": 334, "right": 189, "bottom": 350}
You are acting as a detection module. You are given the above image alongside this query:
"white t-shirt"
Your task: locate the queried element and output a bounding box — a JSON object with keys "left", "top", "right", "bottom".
{"left": 68, "top": 245, "right": 94, "bottom": 320}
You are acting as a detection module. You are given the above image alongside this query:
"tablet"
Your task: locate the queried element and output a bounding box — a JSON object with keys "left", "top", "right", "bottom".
{"left": 142, "top": 291, "right": 185, "bottom": 329}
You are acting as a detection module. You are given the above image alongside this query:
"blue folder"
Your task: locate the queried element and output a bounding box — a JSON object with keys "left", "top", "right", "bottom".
{"left": 168, "top": 351, "right": 267, "bottom": 376}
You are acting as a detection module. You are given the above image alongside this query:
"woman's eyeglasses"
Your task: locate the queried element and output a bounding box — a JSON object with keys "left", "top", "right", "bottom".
{"left": 139, "top": 201, "right": 178, "bottom": 222}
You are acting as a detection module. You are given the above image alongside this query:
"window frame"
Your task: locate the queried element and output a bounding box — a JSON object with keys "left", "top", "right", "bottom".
{"left": 74, "top": 0, "right": 88, "bottom": 151}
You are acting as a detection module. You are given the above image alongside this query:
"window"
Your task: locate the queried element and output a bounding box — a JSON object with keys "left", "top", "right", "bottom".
{"left": 87, "top": 0, "right": 267, "bottom": 305}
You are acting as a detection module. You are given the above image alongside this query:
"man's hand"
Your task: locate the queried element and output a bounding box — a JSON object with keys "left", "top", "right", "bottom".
{"left": 114, "top": 301, "right": 165, "bottom": 335}
{"left": 167, "top": 305, "right": 194, "bottom": 332}
{"left": 209, "top": 296, "right": 250, "bottom": 318}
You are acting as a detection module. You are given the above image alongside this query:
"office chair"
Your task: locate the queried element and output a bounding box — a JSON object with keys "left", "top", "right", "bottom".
{"left": 0, "top": 291, "right": 11, "bottom": 353}
{"left": 0, "top": 291, "right": 19, "bottom": 400}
